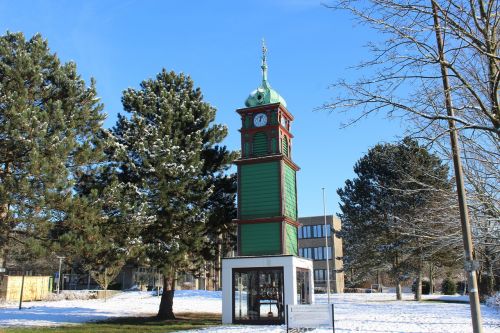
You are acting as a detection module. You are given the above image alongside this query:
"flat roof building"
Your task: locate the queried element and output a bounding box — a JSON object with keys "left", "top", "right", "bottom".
{"left": 298, "top": 215, "right": 344, "bottom": 293}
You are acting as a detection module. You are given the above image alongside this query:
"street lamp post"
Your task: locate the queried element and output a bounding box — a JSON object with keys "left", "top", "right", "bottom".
{"left": 322, "top": 188, "right": 331, "bottom": 304}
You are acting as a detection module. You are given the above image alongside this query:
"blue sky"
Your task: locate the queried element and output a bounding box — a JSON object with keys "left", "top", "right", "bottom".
{"left": 1, "top": 0, "right": 405, "bottom": 217}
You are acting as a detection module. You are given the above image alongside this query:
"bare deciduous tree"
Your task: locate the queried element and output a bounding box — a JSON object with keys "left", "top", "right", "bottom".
{"left": 324, "top": 0, "right": 499, "bottom": 303}
{"left": 87, "top": 263, "right": 124, "bottom": 301}
{"left": 324, "top": 0, "right": 499, "bottom": 137}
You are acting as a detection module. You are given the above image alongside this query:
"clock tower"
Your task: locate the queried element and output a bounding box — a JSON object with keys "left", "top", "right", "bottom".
{"left": 235, "top": 43, "right": 300, "bottom": 257}
{"left": 222, "top": 41, "right": 313, "bottom": 325}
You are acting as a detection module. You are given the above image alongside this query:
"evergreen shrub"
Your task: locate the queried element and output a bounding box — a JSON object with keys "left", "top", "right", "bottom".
{"left": 441, "top": 277, "right": 457, "bottom": 295}
{"left": 412, "top": 280, "right": 431, "bottom": 295}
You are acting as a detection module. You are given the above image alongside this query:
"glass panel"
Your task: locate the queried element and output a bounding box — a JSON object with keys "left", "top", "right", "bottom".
{"left": 305, "top": 226, "right": 311, "bottom": 239}
{"left": 234, "top": 272, "right": 248, "bottom": 321}
{"left": 296, "top": 269, "right": 312, "bottom": 304}
{"left": 233, "top": 268, "right": 284, "bottom": 323}
{"left": 325, "top": 224, "right": 331, "bottom": 237}
{"left": 258, "top": 271, "right": 281, "bottom": 319}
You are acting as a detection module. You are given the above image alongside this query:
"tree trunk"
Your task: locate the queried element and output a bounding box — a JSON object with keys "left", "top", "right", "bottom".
{"left": 216, "top": 236, "right": 222, "bottom": 290}
{"left": 429, "top": 262, "right": 434, "bottom": 295}
{"left": 415, "top": 254, "right": 423, "bottom": 301}
{"left": 396, "top": 280, "right": 402, "bottom": 300}
{"left": 393, "top": 253, "right": 402, "bottom": 300}
{"left": 104, "top": 268, "right": 108, "bottom": 302}
{"left": 415, "top": 268, "right": 423, "bottom": 301}
{"left": 0, "top": 163, "right": 9, "bottom": 273}
{"left": 481, "top": 256, "right": 495, "bottom": 298}
{"left": 0, "top": 241, "right": 7, "bottom": 272}
{"left": 157, "top": 274, "right": 175, "bottom": 319}
{"left": 0, "top": 195, "right": 9, "bottom": 273}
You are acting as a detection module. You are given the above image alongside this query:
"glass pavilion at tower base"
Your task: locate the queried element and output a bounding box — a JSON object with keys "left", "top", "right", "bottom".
{"left": 221, "top": 255, "right": 314, "bottom": 325}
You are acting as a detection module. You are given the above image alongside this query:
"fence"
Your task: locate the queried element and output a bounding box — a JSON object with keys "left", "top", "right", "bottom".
{"left": 0, "top": 275, "right": 52, "bottom": 302}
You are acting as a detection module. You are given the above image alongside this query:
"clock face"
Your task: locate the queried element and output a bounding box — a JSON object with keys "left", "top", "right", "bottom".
{"left": 253, "top": 113, "right": 267, "bottom": 127}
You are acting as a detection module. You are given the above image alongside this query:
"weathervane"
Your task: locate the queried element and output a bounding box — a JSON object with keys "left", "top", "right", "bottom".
{"left": 261, "top": 38, "right": 268, "bottom": 86}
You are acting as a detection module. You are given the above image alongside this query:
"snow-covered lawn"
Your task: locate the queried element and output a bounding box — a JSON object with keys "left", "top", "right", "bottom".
{"left": 0, "top": 290, "right": 220, "bottom": 327}
{"left": 0, "top": 290, "right": 499, "bottom": 332}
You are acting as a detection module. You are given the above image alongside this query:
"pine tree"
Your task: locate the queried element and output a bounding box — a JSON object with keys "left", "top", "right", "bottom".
{"left": 113, "top": 69, "right": 235, "bottom": 319}
{"left": 0, "top": 32, "right": 106, "bottom": 272}
{"left": 338, "top": 138, "right": 458, "bottom": 300}
{"left": 201, "top": 173, "right": 237, "bottom": 290}
{"left": 57, "top": 168, "right": 146, "bottom": 298}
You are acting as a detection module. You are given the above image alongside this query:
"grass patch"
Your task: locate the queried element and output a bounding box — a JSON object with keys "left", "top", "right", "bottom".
{"left": 0, "top": 312, "right": 221, "bottom": 333}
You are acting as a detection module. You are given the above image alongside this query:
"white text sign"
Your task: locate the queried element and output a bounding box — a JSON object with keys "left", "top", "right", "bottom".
{"left": 286, "top": 304, "right": 334, "bottom": 329}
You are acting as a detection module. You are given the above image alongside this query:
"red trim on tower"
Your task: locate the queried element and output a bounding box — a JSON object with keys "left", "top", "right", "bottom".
{"left": 236, "top": 103, "right": 294, "bottom": 121}
{"left": 239, "top": 126, "right": 295, "bottom": 139}
{"left": 235, "top": 155, "right": 300, "bottom": 171}
{"left": 235, "top": 216, "right": 300, "bottom": 227}
{"left": 280, "top": 221, "right": 284, "bottom": 254}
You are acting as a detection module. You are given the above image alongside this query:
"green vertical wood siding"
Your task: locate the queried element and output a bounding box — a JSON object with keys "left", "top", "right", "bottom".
{"left": 271, "top": 137, "right": 277, "bottom": 153}
{"left": 245, "top": 115, "right": 251, "bottom": 128}
{"left": 252, "top": 132, "right": 267, "bottom": 156}
{"left": 240, "top": 223, "right": 281, "bottom": 255}
{"left": 283, "top": 163, "right": 297, "bottom": 220}
{"left": 270, "top": 112, "right": 277, "bottom": 125}
{"left": 240, "top": 162, "right": 280, "bottom": 219}
{"left": 244, "top": 142, "right": 250, "bottom": 157}
{"left": 285, "top": 223, "right": 298, "bottom": 255}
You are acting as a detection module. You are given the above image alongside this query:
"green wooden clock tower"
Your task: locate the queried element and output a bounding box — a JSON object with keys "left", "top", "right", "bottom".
{"left": 235, "top": 42, "right": 300, "bottom": 257}
{"left": 222, "top": 41, "right": 313, "bottom": 325}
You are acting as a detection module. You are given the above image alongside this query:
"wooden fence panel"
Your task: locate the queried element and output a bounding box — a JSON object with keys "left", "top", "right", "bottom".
{"left": 0, "top": 276, "right": 51, "bottom": 302}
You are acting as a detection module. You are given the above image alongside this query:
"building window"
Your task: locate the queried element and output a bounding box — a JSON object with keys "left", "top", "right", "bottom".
{"left": 324, "top": 225, "right": 331, "bottom": 237}
{"left": 314, "top": 247, "right": 323, "bottom": 260}
{"left": 298, "top": 225, "right": 332, "bottom": 239}
{"left": 299, "top": 247, "right": 332, "bottom": 261}
{"left": 314, "top": 269, "right": 326, "bottom": 283}
{"left": 300, "top": 248, "right": 313, "bottom": 259}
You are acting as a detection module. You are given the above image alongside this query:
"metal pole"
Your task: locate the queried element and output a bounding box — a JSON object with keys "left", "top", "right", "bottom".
{"left": 431, "top": 2, "right": 483, "bottom": 332}
{"left": 56, "top": 256, "right": 65, "bottom": 294}
{"left": 18, "top": 273, "right": 25, "bottom": 310}
{"left": 323, "top": 188, "right": 331, "bottom": 304}
{"left": 286, "top": 304, "right": 289, "bottom": 332}
{"left": 331, "top": 303, "right": 335, "bottom": 333}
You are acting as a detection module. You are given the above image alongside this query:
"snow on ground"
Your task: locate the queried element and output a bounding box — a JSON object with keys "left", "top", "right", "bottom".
{"left": 0, "top": 290, "right": 220, "bottom": 327}
{"left": 0, "top": 290, "right": 499, "bottom": 332}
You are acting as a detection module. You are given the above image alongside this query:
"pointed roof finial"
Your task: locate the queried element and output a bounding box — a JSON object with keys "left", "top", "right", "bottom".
{"left": 244, "top": 39, "right": 287, "bottom": 108}
{"left": 261, "top": 38, "right": 269, "bottom": 87}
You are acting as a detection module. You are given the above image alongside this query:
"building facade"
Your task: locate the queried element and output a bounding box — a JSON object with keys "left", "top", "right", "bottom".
{"left": 298, "top": 215, "right": 344, "bottom": 293}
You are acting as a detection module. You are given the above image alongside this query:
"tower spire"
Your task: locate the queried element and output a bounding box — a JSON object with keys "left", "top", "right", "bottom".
{"left": 261, "top": 38, "right": 269, "bottom": 88}
{"left": 244, "top": 39, "right": 287, "bottom": 107}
